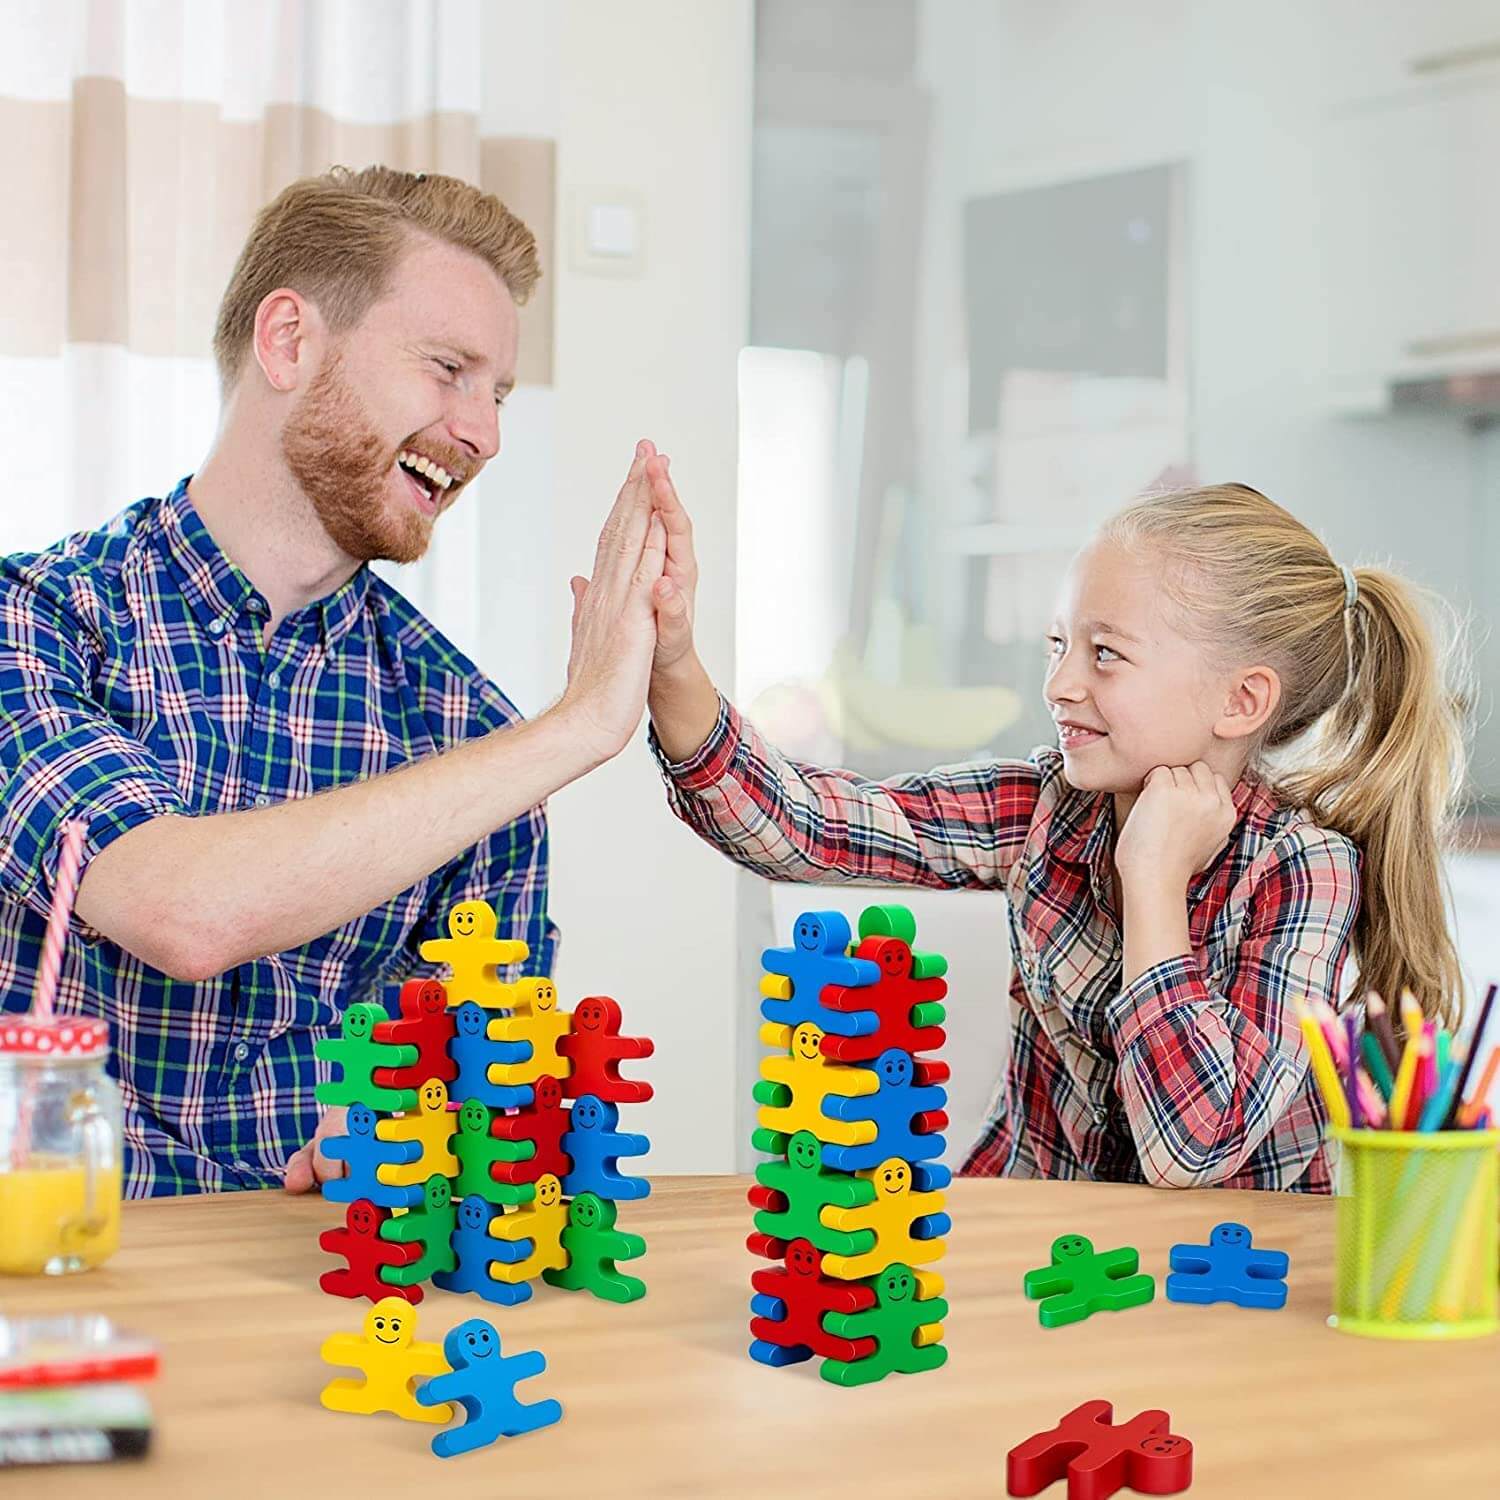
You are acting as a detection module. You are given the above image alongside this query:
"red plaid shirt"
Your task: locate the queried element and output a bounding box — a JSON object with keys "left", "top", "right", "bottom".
{"left": 652, "top": 697, "right": 1361, "bottom": 1192}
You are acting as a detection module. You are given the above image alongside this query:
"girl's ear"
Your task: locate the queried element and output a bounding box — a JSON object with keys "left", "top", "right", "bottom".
{"left": 1215, "top": 665, "right": 1281, "bottom": 741}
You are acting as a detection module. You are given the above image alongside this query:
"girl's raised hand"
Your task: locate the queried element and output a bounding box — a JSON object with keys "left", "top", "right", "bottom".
{"left": 643, "top": 452, "right": 699, "bottom": 676}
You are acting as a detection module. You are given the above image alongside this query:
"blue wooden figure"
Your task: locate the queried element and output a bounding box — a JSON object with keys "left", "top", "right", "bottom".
{"left": 433, "top": 1195, "right": 534, "bottom": 1307}
{"left": 449, "top": 1001, "right": 535, "bottom": 1110}
{"left": 760, "top": 910, "right": 880, "bottom": 1035}
{"left": 415, "top": 1318, "right": 562, "bottom": 1457}
{"left": 1166, "top": 1222, "right": 1289, "bottom": 1310}
{"left": 560, "top": 1094, "right": 650, "bottom": 1201}
{"left": 320, "top": 1102, "right": 424, "bottom": 1209}
{"left": 819, "top": 1049, "right": 948, "bottom": 1171}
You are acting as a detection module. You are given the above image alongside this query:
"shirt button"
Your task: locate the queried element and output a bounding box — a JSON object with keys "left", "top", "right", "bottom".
{"left": 267, "top": 671, "right": 280, "bottom": 688}
{"left": 1093, "top": 1107, "right": 1107, "bottom": 1124}
{"left": 233, "top": 1042, "right": 250, "bottom": 1061}
{"left": 253, "top": 794, "right": 270, "bottom": 808}
{"left": 234, "top": 1160, "right": 255, "bottom": 1174}
{"left": 208, "top": 618, "right": 226, "bottom": 636}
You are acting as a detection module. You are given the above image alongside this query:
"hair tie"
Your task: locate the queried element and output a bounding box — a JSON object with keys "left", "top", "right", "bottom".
{"left": 1339, "top": 563, "right": 1359, "bottom": 695}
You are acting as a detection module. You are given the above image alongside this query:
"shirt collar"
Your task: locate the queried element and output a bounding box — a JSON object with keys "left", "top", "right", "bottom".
{"left": 155, "top": 476, "right": 371, "bottom": 651}
{"left": 156, "top": 476, "right": 258, "bottom": 632}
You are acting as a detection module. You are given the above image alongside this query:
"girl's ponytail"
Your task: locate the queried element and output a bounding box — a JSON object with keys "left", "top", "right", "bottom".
{"left": 1273, "top": 566, "right": 1470, "bottom": 1029}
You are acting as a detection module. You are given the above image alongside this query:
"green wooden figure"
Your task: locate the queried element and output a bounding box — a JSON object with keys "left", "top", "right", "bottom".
{"left": 314, "top": 1002, "right": 418, "bottom": 1111}
{"left": 542, "top": 1191, "right": 646, "bottom": 1303}
{"left": 451, "top": 1098, "right": 534, "bottom": 1206}
{"left": 752, "top": 1130, "right": 875, "bottom": 1259}
{"left": 1023, "top": 1233, "right": 1156, "bottom": 1328}
{"left": 378, "top": 1174, "right": 458, "bottom": 1284}
{"left": 821, "top": 1262, "right": 948, "bottom": 1386}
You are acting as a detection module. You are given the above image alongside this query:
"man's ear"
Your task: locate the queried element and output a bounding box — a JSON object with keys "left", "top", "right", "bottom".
{"left": 1215, "top": 665, "right": 1281, "bottom": 742}
{"left": 251, "top": 287, "right": 320, "bottom": 393}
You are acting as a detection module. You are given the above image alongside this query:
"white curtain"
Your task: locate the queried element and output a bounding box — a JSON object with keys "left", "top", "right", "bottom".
{"left": 0, "top": 0, "right": 557, "bottom": 682}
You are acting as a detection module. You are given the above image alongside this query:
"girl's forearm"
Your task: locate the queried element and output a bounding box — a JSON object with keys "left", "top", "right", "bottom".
{"left": 1120, "top": 877, "right": 1193, "bottom": 986}
{"left": 647, "top": 652, "right": 721, "bottom": 763}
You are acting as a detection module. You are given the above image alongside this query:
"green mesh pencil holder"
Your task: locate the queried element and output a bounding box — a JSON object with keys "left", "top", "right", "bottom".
{"left": 1329, "top": 1127, "right": 1499, "bottom": 1341}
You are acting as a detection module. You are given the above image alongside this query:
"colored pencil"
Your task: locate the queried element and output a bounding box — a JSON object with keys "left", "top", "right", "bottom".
{"left": 1296, "top": 1002, "right": 1350, "bottom": 1129}
{"left": 1366, "top": 992, "right": 1402, "bottom": 1074}
{"left": 1442, "top": 982, "right": 1497, "bottom": 1129}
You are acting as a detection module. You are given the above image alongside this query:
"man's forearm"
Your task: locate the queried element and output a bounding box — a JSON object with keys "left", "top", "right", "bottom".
{"left": 76, "top": 706, "right": 600, "bottom": 980}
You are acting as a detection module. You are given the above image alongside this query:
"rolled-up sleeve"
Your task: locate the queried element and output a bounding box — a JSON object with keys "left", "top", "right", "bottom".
{"left": 0, "top": 559, "right": 187, "bottom": 928}
{"left": 1106, "top": 825, "right": 1361, "bottom": 1188}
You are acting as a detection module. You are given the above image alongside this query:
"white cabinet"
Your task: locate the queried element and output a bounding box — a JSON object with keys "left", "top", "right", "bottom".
{"left": 1322, "top": 82, "right": 1500, "bottom": 408}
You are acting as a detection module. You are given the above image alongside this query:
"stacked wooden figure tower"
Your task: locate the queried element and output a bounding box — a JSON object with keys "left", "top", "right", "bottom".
{"left": 312, "top": 899, "right": 654, "bottom": 1456}
{"left": 748, "top": 904, "right": 952, "bottom": 1385}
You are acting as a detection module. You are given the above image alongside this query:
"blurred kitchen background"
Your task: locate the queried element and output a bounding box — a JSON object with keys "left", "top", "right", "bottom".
{"left": 3, "top": 0, "right": 1497, "bottom": 1169}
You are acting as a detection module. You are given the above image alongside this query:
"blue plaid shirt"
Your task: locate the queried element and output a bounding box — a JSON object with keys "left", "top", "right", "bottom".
{"left": 0, "top": 479, "right": 556, "bottom": 1198}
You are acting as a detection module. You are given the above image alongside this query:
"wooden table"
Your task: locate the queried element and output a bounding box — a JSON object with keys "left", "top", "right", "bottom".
{"left": 5, "top": 1177, "right": 1498, "bottom": 1497}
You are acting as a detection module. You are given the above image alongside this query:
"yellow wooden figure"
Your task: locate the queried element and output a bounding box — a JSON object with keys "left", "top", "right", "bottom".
{"left": 319, "top": 1297, "right": 452, "bottom": 1424}
{"left": 487, "top": 974, "right": 560, "bottom": 1015}
{"left": 419, "top": 899, "right": 529, "bottom": 1008}
{"left": 489, "top": 1173, "right": 569, "bottom": 1282}
{"left": 489, "top": 983, "right": 572, "bottom": 1088}
{"left": 757, "top": 1021, "right": 879, "bottom": 1147}
{"left": 819, "top": 1157, "right": 947, "bottom": 1280}
{"left": 375, "top": 1078, "right": 459, "bottom": 1186}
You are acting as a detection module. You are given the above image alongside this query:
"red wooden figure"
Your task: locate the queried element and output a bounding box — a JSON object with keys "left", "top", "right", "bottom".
{"left": 1007, "top": 1400, "right": 1193, "bottom": 1500}
{"left": 820, "top": 936, "right": 947, "bottom": 1064}
{"left": 749, "top": 1238, "right": 877, "bottom": 1363}
{"left": 372, "top": 979, "right": 457, "bottom": 1090}
{"left": 318, "top": 1199, "right": 424, "bottom": 1304}
{"left": 556, "top": 995, "right": 654, "bottom": 1104}
{"left": 489, "top": 1074, "right": 573, "bottom": 1184}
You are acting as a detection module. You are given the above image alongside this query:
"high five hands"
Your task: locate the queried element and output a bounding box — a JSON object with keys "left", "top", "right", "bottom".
{"left": 562, "top": 439, "right": 711, "bottom": 765}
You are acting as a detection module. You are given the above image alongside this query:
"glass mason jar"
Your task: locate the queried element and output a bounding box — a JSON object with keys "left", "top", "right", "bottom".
{"left": 0, "top": 1018, "right": 123, "bottom": 1275}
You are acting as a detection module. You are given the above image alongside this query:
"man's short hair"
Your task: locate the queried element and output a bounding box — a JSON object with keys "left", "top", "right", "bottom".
{"left": 213, "top": 164, "right": 540, "bottom": 392}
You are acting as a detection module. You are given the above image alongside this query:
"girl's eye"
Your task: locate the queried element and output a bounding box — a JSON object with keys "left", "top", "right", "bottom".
{"left": 1095, "top": 644, "right": 1121, "bottom": 663}
{"left": 434, "top": 358, "right": 460, "bottom": 376}
{"left": 1044, "top": 636, "right": 1065, "bottom": 657}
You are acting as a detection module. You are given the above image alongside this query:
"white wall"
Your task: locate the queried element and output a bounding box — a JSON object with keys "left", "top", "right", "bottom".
{"left": 476, "top": 1, "right": 751, "bottom": 1172}
{"left": 915, "top": 1, "right": 1480, "bottom": 624}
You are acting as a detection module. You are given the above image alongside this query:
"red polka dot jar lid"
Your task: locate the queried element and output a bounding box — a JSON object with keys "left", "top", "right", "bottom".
{"left": 0, "top": 1017, "right": 109, "bottom": 1059}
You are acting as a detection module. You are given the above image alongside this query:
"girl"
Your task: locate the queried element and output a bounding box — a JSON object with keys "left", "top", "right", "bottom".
{"left": 623, "top": 470, "right": 1470, "bottom": 1191}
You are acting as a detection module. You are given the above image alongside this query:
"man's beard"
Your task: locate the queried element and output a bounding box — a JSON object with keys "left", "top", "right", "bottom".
{"left": 281, "top": 350, "right": 441, "bottom": 566}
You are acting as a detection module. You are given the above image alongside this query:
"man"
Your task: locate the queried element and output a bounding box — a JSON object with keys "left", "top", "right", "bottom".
{"left": 0, "top": 165, "right": 672, "bottom": 1197}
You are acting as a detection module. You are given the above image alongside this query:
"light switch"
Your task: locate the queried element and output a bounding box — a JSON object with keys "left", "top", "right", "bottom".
{"left": 587, "top": 202, "right": 638, "bottom": 258}
{"left": 570, "top": 189, "right": 646, "bottom": 276}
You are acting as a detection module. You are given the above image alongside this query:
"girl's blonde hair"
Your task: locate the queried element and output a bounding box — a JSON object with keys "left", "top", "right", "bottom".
{"left": 213, "top": 164, "right": 540, "bottom": 392}
{"left": 1103, "top": 483, "right": 1473, "bottom": 1030}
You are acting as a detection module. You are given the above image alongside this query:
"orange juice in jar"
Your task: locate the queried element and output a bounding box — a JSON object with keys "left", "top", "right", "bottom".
{"left": 0, "top": 1018, "right": 122, "bottom": 1275}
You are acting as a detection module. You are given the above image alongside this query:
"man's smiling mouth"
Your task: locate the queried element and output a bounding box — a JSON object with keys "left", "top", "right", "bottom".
{"left": 395, "top": 449, "right": 459, "bottom": 516}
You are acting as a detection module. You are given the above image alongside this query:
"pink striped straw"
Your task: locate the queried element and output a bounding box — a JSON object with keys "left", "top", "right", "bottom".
{"left": 31, "top": 819, "right": 87, "bottom": 1023}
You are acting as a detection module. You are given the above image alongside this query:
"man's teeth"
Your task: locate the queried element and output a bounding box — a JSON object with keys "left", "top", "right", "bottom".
{"left": 397, "top": 450, "right": 455, "bottom": 491}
